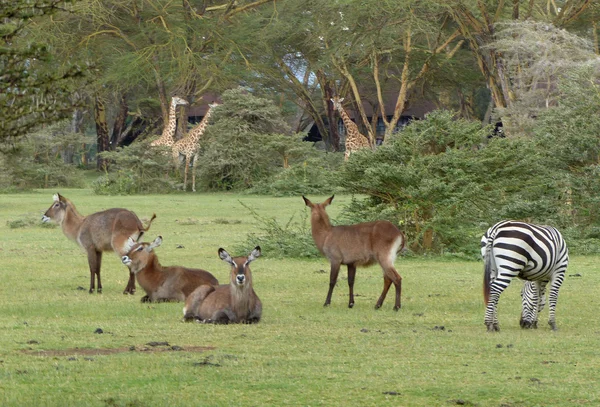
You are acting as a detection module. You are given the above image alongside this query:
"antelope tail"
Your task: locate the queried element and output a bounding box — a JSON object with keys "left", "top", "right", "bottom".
{"left": 398, "top": 231, "right": 407, "bottom": 254}
{"left": 483, "top": 236, "right": 493, "bottom": 306}
{"left": 142, "top": 214, "right": 157, "bottom": 232}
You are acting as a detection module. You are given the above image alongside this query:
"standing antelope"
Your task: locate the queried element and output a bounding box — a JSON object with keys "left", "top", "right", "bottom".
{"left": 183, "top": 246, "right": 262, "bottom": 324}
{"left": 303, "top": 195, "right": 405, "bottom": 310}
{"left": 42, "top": 193, "right": 156, "bottom": 294}
{"left": 121, "top": 236, "right": 219, "bottom": 303}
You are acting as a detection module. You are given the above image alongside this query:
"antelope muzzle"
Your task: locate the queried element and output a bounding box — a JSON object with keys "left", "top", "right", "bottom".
{"left": 122, "top": 256, "right": 132, "bottom": 266}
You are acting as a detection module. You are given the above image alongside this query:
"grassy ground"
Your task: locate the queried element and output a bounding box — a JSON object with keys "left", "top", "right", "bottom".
{"left": 0, "top": 190, "right": 598, "bottom": 407}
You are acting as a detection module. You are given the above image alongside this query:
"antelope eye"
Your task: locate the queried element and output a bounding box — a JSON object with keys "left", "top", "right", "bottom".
{"left": 136, "top": 246, "right": 144, "bottom": 252}
{"left": 53, "top": 203, "right": 59, "bottom": 208}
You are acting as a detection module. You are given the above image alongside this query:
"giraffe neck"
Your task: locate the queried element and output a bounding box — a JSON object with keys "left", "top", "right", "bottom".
{"left": 152, "top": 100, "right": 179, "bottom": 146}
{"left": 162, "top": 101, "right": 179, "bottom": 141}
{"left": 187, "top": 106, "right": 214, "bottom": 140}
{"left": 336, "top": 105, "right": 359, "bottom": 134}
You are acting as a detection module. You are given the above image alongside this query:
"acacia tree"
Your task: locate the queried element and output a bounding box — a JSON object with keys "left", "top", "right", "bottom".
{"left": 488, "top": 20, "right": 595, "bottom": 135}
{"left": 0, "top": 0, "right": 88, "bottom": 144}
{"left": 447, "top": 0, "right": 595, "bottom": 115}
{"left": 243, "top": 0, "right": 474, "bottom": 148}
{"left": 36, "top": 0, "right": 277, "bottom": 169}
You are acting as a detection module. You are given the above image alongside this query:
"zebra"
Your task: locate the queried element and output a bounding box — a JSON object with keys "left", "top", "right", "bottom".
{"left": 480, "top": 220, "right": 568, "bottom": 332}
{"left": 520, "top": 280, "right": 547, "bottom": 329}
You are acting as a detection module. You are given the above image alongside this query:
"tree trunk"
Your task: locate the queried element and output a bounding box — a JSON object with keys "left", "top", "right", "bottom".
{"left": 317, "top": 72, "right": 340, "bottom": 152}
{"left": 94, "top": 95, "right": 110, "bottom": 171}
{"left": 275, "top": 60, "right": 331, "bottom": 149}
{"left": 110, "top": 93, "right": 129, "bottom": 149}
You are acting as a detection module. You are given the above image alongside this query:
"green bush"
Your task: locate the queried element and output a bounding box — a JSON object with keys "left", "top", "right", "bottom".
{"left": 236, "top": 201, "right": 320, "bottom": 258}
{"left": 338, "top": 110, "right": 563, "bottom": 254}
{"left": 249, "top": 151, "right": 343, "bottom": 196}
{"left": 0, "top": 122, "right": 86, "bottom": 190}
{"left": 92, "top": 141, "right": 177, "bottom": 195}
{"left": 197, "top": 87, "right": 296, "bottom": 191}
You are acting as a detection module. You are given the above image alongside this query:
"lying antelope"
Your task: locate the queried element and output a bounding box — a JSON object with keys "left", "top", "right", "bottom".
{"left": 121, "top": 236, "right": 219, "bottom": 303}
{"left": 42, "top": 193, "right": 155, "bottom": 294}
{"left": 183, "top": 246, "right": 262, "bottom": 324}
{"left": 303, "top": 195, "right": 405, "bottom": 310}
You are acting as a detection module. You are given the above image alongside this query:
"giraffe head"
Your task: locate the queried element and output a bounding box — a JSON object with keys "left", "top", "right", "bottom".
{"left": 171, "top": 96, "right": 189, "bottom": 108}
{"left": 330, "top": 97, "right": 344, "bottom": 111}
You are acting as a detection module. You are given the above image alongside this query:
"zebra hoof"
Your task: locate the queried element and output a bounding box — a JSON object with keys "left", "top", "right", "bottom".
{"left": 549, "top": 321, "right": 557, "bottom": 331}
{"left": 486, "top": 323, "right": 500, "bottom": 332}
{"left": 520, "top": 319, "right": 536, "bottom": 329}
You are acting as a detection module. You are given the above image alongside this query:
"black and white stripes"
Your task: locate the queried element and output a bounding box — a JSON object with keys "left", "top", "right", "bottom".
{"left": 481, "top": 220, "right": 568, "bottom": 332}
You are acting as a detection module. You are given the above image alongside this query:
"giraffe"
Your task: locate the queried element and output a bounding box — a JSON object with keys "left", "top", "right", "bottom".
{"left": 150, "top": 96, "right": 188, "bottom": 149}
{"left": 330, "top": 96, "right": 372, "bottom": 161}
{"left": 171, "top": 103, "right": 219, "bottom": 192}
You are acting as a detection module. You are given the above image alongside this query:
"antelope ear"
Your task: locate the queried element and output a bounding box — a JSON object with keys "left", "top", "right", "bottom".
{"left": 147, "top": 236, "right": 162, "bottom": 251}
{"left": 247, "top": 246, "right": 261, "bottom": 263}
{"left": 330, "top": 98, "right": 335, "bottom": 103}
{"left": 218, "top": 248, "right": 234, "bottom": 265}
{"left": 124, "top": 237, "right": 137, "bottom": 253}
{"left": 324, "top": 195, "right": 335, "bottom": 206}
{"left": 338, "top": 97, "right": 344, "bottom": 103}
{"left": 53, "top": 193, "right": 60, "bottom": 202}
{"left": 302, "top": 196, "right": 313, "bottom": 207}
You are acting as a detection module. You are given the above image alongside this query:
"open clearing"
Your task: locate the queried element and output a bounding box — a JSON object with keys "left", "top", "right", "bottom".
{"left": 0, "top": 190, "right": 598, "bottom": 406}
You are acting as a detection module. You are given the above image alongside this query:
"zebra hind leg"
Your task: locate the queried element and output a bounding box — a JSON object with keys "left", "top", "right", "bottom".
{"left": 519, "top": 281, "right": 540, "bottom": 329}
{"left": 486, "top": 322, "right": 500, "bottom": 332}
{"left": 485, "top": 289, "right": 502, "bottom": 332}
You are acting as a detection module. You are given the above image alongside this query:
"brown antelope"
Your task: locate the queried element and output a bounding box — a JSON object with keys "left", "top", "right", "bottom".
{"left": 121, "top": 236, "right": 219, "bottom": 303}
{"left": 42, "top": 193, "right": 156, "bottom": 294}
{"left": 303, "top": 195, "right": 405, "bottom": 310}
{"left": 183, "top": 246, "right": 262, "bottom": 324}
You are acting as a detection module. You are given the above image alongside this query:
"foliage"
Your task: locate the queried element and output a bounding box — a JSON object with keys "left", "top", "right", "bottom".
{"left": 532, "top": 61, "right": 600, "bottom": 230}
{"left": 236, "top": 201, "right": 320, "bottom": 259}
{"left": 92, "top": 141, "right": 176, "bottom": 195}
{"left": 197, "top": 88, "right": 296, "bottom": 191}
{"left": 0, "top": 122, "right": 85, "bottom": 190}
{"left": 338, "top": 110, "right": 563, "bottom": 254}
{"left": 0, "top": 0, "right": 88, "bottom": 142}
{"left": 249, "top": 148, "right": 343, "bottom": 196}
{"left": 490, "top": 21, "right": 596, "bottom": 135}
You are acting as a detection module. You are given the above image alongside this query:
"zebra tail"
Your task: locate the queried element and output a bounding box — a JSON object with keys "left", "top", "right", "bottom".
{"left": 483, "top": 237, "right": 493, "bottom": 306}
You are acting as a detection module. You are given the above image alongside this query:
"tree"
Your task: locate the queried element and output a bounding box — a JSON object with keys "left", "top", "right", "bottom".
{"left": 242, "top": 0, "right": 474, "bottom": 148}
{"left": 446, "top": 0, "right": 595, "bottom": 115}
{"left": 0, "top": 0, "right": 87, "bottom": 144}
{"left": 197, "top": 87, "right": 291, "bottom": 190}
{"left": 487, "top": 20, "right": 595, "bottom": 135}
{"left": 35, "top": 0, "right": 277, "bottom": 169}
{"left": 338, "top": 110, "right": 560, "bottom": 253}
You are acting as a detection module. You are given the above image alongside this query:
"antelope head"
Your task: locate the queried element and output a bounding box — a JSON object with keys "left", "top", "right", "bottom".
{"left": 303, "top": 195, "right": 334, "bottom": 227}
{"left": 219, "top": 246, "right": 261, "bottom": 287}
{"left": 42, "top": 193, "right": 69, "bottom": 224}
{"left": 122, "top": 236, "right": 163, "bottom": 274}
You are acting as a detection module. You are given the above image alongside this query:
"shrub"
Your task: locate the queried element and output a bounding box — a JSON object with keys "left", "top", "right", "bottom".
{"left": 249, "top": 151, "right": 343, "bottom": 196}
{"left": 92, "top": 141, "right": 177, "bottom": 195}
{"left": 196, "top": 87, "right": 295, "bottom": 191}
{"left": 338, "top": 110, "right": 562, "bottom": 254}
{"left": 0, "top": 122, "right": 86, "bottom": 190}
{"left": 236, "top": 201, "right": 320, "bottom": 258}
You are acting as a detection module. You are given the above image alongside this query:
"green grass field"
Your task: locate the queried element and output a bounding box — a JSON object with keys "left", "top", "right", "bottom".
{"left": 1, "top": 190, "right": 598, "bottom": 407}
